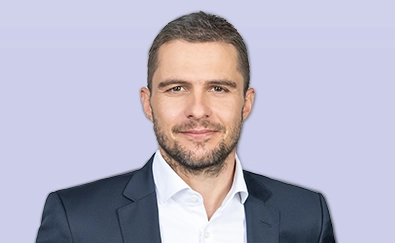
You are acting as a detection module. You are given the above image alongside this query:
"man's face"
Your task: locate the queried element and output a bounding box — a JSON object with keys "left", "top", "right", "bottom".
{"left": 141, "top": 40, "right": 254, "bottom": 173}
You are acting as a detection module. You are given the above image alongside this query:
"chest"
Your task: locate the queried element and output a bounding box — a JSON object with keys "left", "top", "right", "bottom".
{"left": 157, "top": 195, "right": 246, "bottom": 243}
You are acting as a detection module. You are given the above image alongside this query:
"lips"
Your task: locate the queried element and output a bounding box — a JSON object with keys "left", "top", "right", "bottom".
{"left": 179, "top": 129, "right": 218, "bottom": 139}
{"left": 172, "top": 120, "right": 225, "bottom": 139}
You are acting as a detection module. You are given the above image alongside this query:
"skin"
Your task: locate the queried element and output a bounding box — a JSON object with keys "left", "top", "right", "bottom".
{"left": 140, "top": 40, "right": 255, "bottom": 219}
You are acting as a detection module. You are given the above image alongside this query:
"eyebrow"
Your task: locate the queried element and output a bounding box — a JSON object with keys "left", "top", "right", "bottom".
{"left": 206, "top": 80, "right": 237, "bottom": 88}
{"left": 157, "top": 79, "right": 238, "bottom": 89}
{"left": 157, "top": 80, "right": 190, "bottom": 89}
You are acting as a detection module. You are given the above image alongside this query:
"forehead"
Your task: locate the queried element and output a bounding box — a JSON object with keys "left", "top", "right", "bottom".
{"left": 152, "top": 40, "right": 243, "bottom": 85}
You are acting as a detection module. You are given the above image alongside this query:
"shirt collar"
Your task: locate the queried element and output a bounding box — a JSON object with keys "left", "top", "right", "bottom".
{"left": 152, "top": 150, "right": 249, "bottom": 204}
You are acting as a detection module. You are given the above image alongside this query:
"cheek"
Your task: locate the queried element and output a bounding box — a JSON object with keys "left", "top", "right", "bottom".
{"left": 212, "top": 102, "right": 243, "bottom": 127}
{"left": 152, "top": 98, "right": 183, "bottom": 126}
{"left": 212, "top": 96, "right": 244, "bottom": 115}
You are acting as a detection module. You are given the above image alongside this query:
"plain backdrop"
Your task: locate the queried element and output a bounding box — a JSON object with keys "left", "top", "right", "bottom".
{"left": 1, "top": 1, "right": 394, "bottom": 242}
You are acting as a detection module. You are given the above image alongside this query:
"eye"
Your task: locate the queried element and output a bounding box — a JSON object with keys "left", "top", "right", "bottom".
{"left": 212, "top": 86, "right": 227, "bottom": 92}
{"left": 170, "top": 86, "right": 184, "bottom": 92}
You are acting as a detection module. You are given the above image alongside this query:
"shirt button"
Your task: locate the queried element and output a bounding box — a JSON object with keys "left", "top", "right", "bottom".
{"left": 191, "top": 195, "right": 198, "bottom": 203}
{"left": 204, "top": 232, "right": 210, "bottom": 238}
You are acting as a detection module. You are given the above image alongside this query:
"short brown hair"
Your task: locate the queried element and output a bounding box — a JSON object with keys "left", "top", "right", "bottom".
{"left": 147, "top": 11, "right": 250, "bottom": 94}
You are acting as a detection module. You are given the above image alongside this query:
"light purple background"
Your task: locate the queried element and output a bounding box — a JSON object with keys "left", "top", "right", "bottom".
{"left": 1, "top": 1, "right": 394, "bottom": 242}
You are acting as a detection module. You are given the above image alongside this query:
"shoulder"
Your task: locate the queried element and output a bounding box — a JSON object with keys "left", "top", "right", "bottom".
{"left": 243, "top": 172, "right": 335, "bottom": 241}
{"left": 244, "top": 170, "right": 319, "bottom": 196}
{"left": 51, "top": 170, "right": 137, "bottom": 212}
{"left": 243, "top": 170, "right": 324, "bottom": 210}
{"left": 55, "top": 156, "right": 155, "bottom": 204}
{"left": 58, "top": 170, "right": 134, "bottom": 198}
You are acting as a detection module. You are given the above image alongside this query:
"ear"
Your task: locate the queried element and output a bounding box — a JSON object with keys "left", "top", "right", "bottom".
{"left": 242, "top": 88, "right": 255, "bottom": 121}
{"left": 140, "top": 87, "right": 153, "bottom": 122}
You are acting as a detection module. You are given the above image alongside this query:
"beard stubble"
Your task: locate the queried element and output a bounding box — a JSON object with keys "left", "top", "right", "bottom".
{"left": 153, "top": 112, "right": 243, "bottom": 177}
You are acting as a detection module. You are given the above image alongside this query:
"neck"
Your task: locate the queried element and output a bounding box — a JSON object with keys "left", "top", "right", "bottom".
{"left": 160, "top": 148, "right": 237, "bottom": 220}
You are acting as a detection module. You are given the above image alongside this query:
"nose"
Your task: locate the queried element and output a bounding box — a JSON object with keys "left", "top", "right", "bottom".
{"left": 184, "top": 91, "right": 212, "bottom": 119}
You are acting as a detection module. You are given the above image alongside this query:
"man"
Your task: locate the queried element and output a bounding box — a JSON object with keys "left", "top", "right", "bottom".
{"left": 36, "top": 11, "right": 335, "bottom": 243}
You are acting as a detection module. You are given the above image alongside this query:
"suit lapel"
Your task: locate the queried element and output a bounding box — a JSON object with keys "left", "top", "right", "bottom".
{"left": 244, "top": 171, "right": 280, "bottom": 243}
{"left": 117, "top": 157, "right": 162, "bottom": 243}
{"left": 116, "top": 159, "right": 280, "bottom": 243}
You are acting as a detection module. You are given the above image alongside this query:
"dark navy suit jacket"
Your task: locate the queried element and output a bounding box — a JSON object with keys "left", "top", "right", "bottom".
{"left": 36, "top": 156, "right": 335, "bottom": 243}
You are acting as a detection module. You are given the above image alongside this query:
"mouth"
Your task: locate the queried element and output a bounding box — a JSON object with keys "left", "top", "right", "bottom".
{"left": 179, "top": 129, "right": 218, "bottom": 139}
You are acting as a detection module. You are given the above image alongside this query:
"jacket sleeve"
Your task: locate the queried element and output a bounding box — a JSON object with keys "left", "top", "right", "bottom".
{"left": 318, "top": 193, "right": 336, "bottom": 243}
{"left": 36, "top": 192, "right": 73, "bottom": 243}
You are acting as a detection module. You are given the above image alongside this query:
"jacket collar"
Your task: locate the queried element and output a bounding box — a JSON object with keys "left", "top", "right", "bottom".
{"left": 122, "top": 155, "right": 156, "bottom": 201}
{"left": 117, "top": 157, "right": 280, "bottom": 243}
{"left": 244, "top": 171, "right": 280, "bottom": 243}
{"left": 117, "top": 155, "right": 162, "bottom": 243}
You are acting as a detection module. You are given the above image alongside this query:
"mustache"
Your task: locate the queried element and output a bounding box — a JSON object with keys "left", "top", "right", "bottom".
{"left": 172, "top": 120, "right": 225, "bottom": 133}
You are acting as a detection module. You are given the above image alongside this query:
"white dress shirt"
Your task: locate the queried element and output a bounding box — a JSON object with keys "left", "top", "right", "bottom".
{"left": 152, "top": 150, "right": 249, "bottom": 243}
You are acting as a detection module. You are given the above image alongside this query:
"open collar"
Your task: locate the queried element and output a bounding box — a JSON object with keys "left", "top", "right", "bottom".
{"left": 117, "top": 156, "right": 280, "bottom": 243}
{"left": 152, "top": 150, "right": 249, "bottom": 204}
